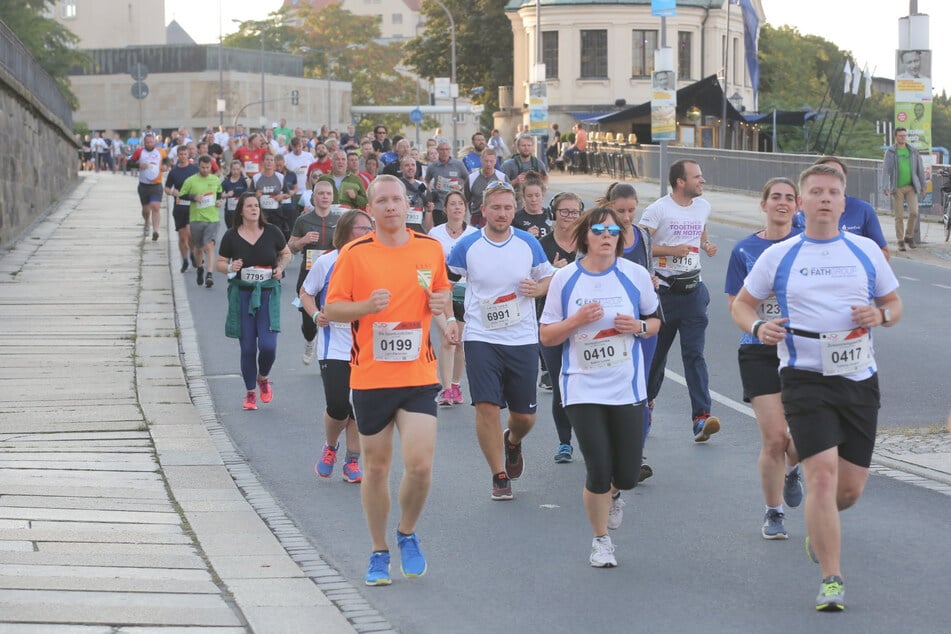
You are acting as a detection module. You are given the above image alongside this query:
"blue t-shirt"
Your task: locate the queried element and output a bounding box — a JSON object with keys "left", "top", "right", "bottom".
{"left": 165, "top": 164, "right": 198, "bottom": 209}
{"left": 724, "top": 228, "right": 801, "bottom": 345}
{"left": 792, "top": 196, "right": 886, "bottom": 248}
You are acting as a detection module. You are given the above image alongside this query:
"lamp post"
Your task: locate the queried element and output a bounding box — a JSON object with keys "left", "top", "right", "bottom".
{"left": 218, "top": 0, "right": 223, "bottom": 126}
{"left": 260, "top": 28, "right": 265, "bottom": 126}
{"left": 720, "top": 0, "right": 732, "bottom": 149}
{"left": 430, "top": 0, "right": 456, "bottom": 152}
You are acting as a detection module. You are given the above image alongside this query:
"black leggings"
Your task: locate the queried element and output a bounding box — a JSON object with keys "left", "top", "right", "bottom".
{"left": 566, "top": 403, "right": 645, "bottom": 494}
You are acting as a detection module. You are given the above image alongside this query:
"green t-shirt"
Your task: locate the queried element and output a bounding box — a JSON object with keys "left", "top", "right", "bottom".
{"left": 896, "top": 147, "right": 913, "bottom": 188}
{"left": 179, "top": 173, "right": 224, "bottom": 223}
{"left": 274, "top": 127, "right": 294, "bottom": 144}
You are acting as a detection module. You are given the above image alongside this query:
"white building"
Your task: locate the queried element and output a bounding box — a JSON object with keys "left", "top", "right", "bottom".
{"left": 501, "top": 0, "right": 763, "bottom": 141}
{"left": 284, "top": 0, "right": 423, "bottom": 42}
{"left": 48, "top": 0, "right": 167, "bottom": 48}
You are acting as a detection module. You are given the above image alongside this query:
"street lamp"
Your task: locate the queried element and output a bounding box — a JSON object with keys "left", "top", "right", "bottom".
{"left": 430, "top": 0, "right": 456, "bottom": 152}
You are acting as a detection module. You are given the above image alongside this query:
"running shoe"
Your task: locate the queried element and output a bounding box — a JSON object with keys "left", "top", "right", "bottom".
{"left": 180, "top": 258, "right": 188, "bottom": 273}
{"left": 450, "top": 383, "right": 464, "bottom": 404}
{"left": 762, "top": 509, "right": 788, "bottom": 540}
{"left": 784, "top": 465, "right": 804, "bottom": 508}
{"left": 242, "top": 391, "right": 257, "bottom": 411}
{"left": 816, "top": 575, "right": 845, "bottom": 612}
{"left": 503, "top": 428, "right": 524, "bottom": 480}
{"left": 342, "top": 459, "right": 363, "bottom": 483}
{"left": 437, "top": 388, "right": 453, "bottom": 407}
{"left": 196, "top": 266, "right": 204, "bottom": 287}
{"left": 538, "top": 371, "right": 553, "bottom": 391}
{"left": 257, "top": 377, "right": 272, "bottom": 403}
{"left": 190, "top": 252, "right": 198, "bottom": 268}
{"left": 365, "top": 551, "right": 392, "bottom": 586}
{"left": 315, "top": 443, "right": 338, "bottom": 478}
{"left": 397, "top": 531, "right": 427, "bottom": 578}
{"left": 491, "top": 472, "right": 513, "bottom": 501}
{"left": 302, "top": 340, "right": 316, "bottom": 366}
{"left": 205, "top": 272, "right": 214, "bottom": 288}
{"left": 607, "top": 495, "right": 625, "bottom": 530}
{"left": 692, "top": 414, "right": 721, "bottom": 442}
{"left": 152, "top": 231, "right": 159, "bottom": 241}
{"left": 805, "top": 535, "right": 819, "bottom": 564}
{"left": 639, "top": 461, "right": 654, "bottom": 482}
{"left": 554, "top": 443, "right": 573, "bottom": 464}
{"left": 590, "top": 535, "right": 617, "bottom": 568}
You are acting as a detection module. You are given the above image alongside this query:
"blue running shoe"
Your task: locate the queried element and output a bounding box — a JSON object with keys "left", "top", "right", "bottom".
{"left": 315, "top": 443, "right": 338, "bottom": 478}
{"left": 784, "top": 465, "right": 804, "bottom": 508}
{"left": 554, "top": 444, "right": 573, "bottom": 463}
{"left": 762, "top": 509, "right": 788, "bottom": 540}
{"left": 692, "top": 414, "right": 720, "bottom": 442}
{"left": 365, "top": 551, "right": 392, "bottom": 586}
{"left": 397, "top": 531, "right": 427, "bottom": 578}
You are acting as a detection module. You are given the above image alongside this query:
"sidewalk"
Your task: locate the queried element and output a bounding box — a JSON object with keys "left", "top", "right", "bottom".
{"left": 0, "top": 172, "right": 948, "bottom": 631}
{"left": 0, "top": 175, "right": 355, "bottom": 632}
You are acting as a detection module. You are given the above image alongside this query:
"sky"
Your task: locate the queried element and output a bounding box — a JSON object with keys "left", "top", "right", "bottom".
{"left": 166, "top": 0, "right": 951, "bottom": 96}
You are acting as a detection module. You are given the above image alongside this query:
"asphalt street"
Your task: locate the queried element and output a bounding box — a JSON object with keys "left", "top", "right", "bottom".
{"left": 180, "top": 216, "right": 951, "bottom": 632}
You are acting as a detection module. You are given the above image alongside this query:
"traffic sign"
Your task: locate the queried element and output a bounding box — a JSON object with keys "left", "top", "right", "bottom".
{"left": 130, "top": 63, "right": 148, "bottom": 81}
{"left": 131, "top": 82, "right": 149, "bottom": 100}
{"left": 409, "top": 108, "right": 424, "bottom": 124}
{"left": 471, "top": 104, "right": 485, "bottom": 115}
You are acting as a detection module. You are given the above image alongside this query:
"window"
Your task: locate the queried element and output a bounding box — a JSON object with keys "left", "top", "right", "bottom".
{"left": 542, "top": 31, "right": 558, "bottom": 79}
{"left": 677, "top": 31, "right": 692, "bottom": 80}
{"left": 392, "top": 13, "right": 402, "bottom": 25}
{"left": 632, "top": 29, "right": 657, "bottom": 76}
{"left": 62, "top": 0, "right": 77, "bottom": 18}
{"left": 580, "top": 30, "right": 607, "bottom": 79}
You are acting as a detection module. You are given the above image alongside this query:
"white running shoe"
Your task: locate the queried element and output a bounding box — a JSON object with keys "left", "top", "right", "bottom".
{"left": 302, "top": 340, "right": 316, "bottom": 366}
{"left": 590, "top": 535, "right": 617, "bottom": 568}
{"left": 607, "top": 495, "right": 625, "bottom": 530}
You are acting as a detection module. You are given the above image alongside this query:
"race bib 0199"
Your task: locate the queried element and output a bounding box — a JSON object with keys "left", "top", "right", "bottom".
{"left": 372, "top": 321, "right": 422, "bottom": 362}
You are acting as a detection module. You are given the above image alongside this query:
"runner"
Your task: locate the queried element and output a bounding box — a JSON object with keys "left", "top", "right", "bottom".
{"left": 731, "top": 164, "right": 902, "bottom": 611}
{"left": 323, "top": 175, "right": 451, "bottom": 587}
{"left": 299, "top": 210, "right": 375, "bottom": 484}
{"left": 164, "top": 145, "right": 198, "bottom": 272}
{"left": 216, "top": 193, "right": 292, "bottom": 411}
{"left": 724, "top": 177, "right": 804, "bottom": 540}
{"left": 233, "top": 133, "right": 267, "bottom": 181}
{"left": 289, "top": 181, "right": 337, "bottom": 365}
{"left": 253, "top": 154, "right": 290, "bottom": 239}
{"left": 537, "top": 191, "right": 583, "bottom": 463}
{"left": 540, "top": 207, "right": 660, "bottom": 567}
{"left": 428, "top": 190, "right": 478, "bottom": 406}
{"left": 221, "top": 160, "right": 251, "bottom": 229}
{"left": 130, "top": 132, "right": 167, "bottom": 240}
{"left": 179, "top": 155, "right": 224, "bottom": 289}
{"left": 447, "top": 180, "right": 555, "bottom": 501}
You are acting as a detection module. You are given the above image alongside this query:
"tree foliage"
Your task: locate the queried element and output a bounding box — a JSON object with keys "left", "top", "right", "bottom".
{"left": 758, "top": 24, "right": 950, "bottom": 158}
{"left": 403, "top": 0, "right": 513, "bottom": 131}
{"left": 0, "top": 0, "right": 90, "bottom": 108}
{"left": 223, "top": 5, "right": 419, "bottom": 135}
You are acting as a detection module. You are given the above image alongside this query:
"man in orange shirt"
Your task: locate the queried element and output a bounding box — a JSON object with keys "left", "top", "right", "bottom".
{"left": 232, "top": 133, "right": 267, "bottom": 180}
{"left": 324, "top": 175, "right": 451, "bottom": 587}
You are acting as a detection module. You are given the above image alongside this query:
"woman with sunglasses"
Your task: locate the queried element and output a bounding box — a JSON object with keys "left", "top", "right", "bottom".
{"left": 217, "top": 192, "right": 293, "bottom": 411}
{"left": 429, "top": 190, "right": 478, "bottom": 406}
{"left": 538, "top": 192, "right": 584, "bottom": 463}
{"left": 598, "top": 182, "right": 658, "bottom": 484}
{"left": 299, "top": 210, "right": 376, "bottom": 484}
{"left": 539, "top": 208, "right": 661, "bottom": 568}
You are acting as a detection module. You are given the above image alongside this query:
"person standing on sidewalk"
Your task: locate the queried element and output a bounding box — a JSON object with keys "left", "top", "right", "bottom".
{"left": 539, "top": 207, "right": 660, "bottom": 568}
{"left": 288, "top": 181, "right": 337, "bottom": 366}
{"left": 299, "top": 210, "right": 375, "bottom": 485}
{"left": 323, "top": 175, "right": 451, "bottom": 587}
{"left": 447, "top": 181, "right": 555, "bottom": 501}
{"left": 217, "top": 193, "right": 292, "bottom": 411}
{"left": 724, "top": 177, "right": 804, "bottom": 541}
{"left": 731, "top": 164, "right": 902, "bottom": 612}
{"left": 639, "top": 159, "right": 720, "bottom": 443}
{"left": 882, "top": 127, "right": 926, "bottom": 251}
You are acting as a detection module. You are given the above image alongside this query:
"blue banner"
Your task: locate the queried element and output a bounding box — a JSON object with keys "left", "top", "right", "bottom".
{"left": 652, "top": 0, "right": 676, "bottom": 18}
{"left": 740, "top": 0, "right": 760, "bottom": 101}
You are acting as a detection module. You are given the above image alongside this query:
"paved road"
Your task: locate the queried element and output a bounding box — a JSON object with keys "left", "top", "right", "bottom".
{"left": 179, "top": 207, "right": 951, "bottom": 631}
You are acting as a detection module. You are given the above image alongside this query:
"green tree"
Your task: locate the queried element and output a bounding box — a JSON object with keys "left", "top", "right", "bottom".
{"left": 0, "top": 0, "right": 90, "bottom": 108}
{"left": 403, "top": 0, "right": 513, "bottom": 131}
{"left": 224, "top": 5, "right": 419, "bottom": 135}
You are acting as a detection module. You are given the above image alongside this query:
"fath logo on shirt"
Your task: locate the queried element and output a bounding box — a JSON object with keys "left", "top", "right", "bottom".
{"left": 798, "top": 266, "right": 857, "bottom": 278}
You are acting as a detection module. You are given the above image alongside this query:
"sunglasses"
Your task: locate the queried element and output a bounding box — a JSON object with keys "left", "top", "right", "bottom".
{"left": 484, "top": 181, "right": 515, "bottom": 192}
{"left": 590, "top": 224, "right": 621, "bottom": 236}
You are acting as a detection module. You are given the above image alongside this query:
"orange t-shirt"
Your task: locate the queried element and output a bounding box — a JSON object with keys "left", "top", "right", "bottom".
{"left": 233, "top": 147, "right": 267, "bottom": 178}
{"left": 326, "top": 230, "right": 451, "bottom": 390}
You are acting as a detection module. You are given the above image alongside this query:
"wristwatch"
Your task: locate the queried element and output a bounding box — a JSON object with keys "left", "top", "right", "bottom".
{"left": 880, "top": 307, "right": 891, "bottom": 325}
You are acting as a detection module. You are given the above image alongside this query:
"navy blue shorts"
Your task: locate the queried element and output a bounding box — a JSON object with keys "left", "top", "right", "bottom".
{"left": 463, "top": 341, "right": 538, "bottom": 414}
{"left": 351, "top": 384, "right": 440, "bottom": 436}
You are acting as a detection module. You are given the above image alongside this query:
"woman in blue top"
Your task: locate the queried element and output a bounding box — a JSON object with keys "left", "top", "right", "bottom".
{"left": 540, "top": 208, "right": 661, "bottom": 568}
{"left": 221, "top": 159, "right": 251, "bottom": 228}
{"left": 724, "top": 177, "right": 803, "bottom": 540}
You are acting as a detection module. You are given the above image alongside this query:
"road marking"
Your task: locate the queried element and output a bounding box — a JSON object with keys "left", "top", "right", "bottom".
{"left": 933, "top": 283, "right": 951, "bottom": 290}
{"left": 899, "top": 275, "right": 919, "bottom": 281}
{"left": 664, "top": 369, "right": 754, "bottom": 419}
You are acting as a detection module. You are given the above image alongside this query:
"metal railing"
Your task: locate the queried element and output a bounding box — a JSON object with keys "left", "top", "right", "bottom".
{"left": 0, "top": 20, "right": 72, "bottom": 128}
{"left": 70, "top": 45, "right": 304, "bottom": 79}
